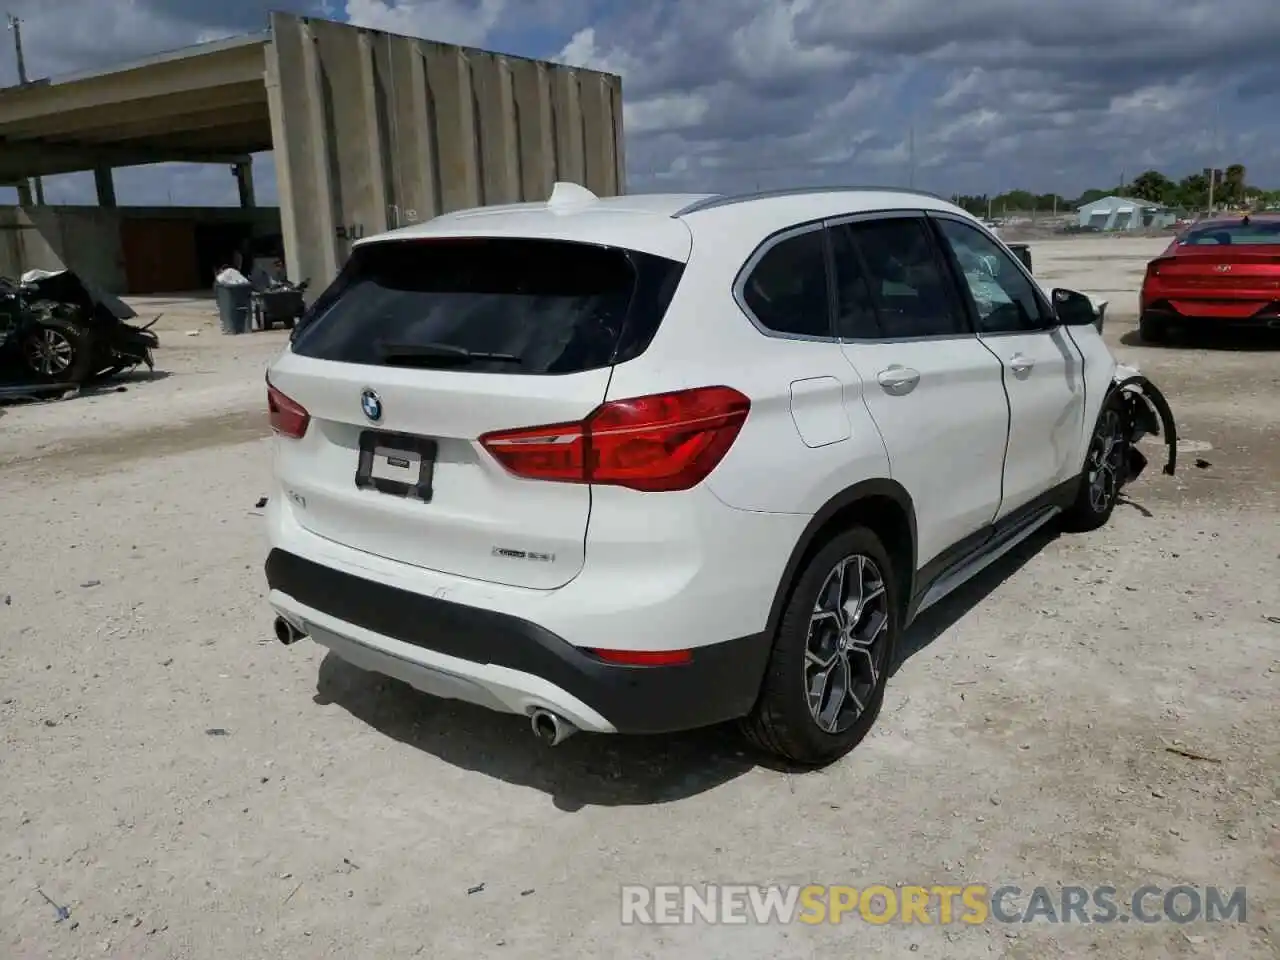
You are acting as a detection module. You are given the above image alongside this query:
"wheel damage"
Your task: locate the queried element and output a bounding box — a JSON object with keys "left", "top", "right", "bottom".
{"left": 1109, "top": 363, "right": 1178, "bottom": 487}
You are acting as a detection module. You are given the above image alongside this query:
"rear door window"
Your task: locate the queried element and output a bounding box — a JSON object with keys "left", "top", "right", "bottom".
{"left": 837, "top": 218, "right": 969, "bottom": 339}
{"left": 291, "top": 237, "right": 684, "bottom": 374}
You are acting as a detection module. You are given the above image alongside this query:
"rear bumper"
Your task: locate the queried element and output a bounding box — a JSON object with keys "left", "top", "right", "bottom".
{"left": 266, "top": 549, "right": 772, "bottom": 735}
{"left": 1143, "top": 298, "right": 1280, "bottom": 329}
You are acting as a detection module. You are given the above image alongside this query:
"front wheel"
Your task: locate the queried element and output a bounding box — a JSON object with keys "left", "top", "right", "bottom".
{"left": 742, "top": 527, "right": 899, "bottom": 767}
{"left": 19, "top": 317, "right": 93, "bottom": 384}
{"left": 1060, "top": 394, "right": 1129, "bottom": 533}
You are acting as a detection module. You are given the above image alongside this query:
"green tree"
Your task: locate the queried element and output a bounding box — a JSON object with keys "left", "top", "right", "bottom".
{"left": 1175, "top": 173, "right": 1210, "bottom": 209}
{"left": 1224, "top": 164, "right": 1247, "bottom": 205}
{"left": 1129, "top": 170, "right": 1174, "bottom": 204}
{"left": 1075, "top": 188, "right": 1110, "bottom": 207}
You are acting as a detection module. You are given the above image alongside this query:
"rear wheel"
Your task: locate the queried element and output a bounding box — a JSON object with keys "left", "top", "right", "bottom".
{"left": 1061, "top": 394, "right": 1128, "bottom": 533}
{"left": 742, "top": 527, "right": 899, "bottom": 767}
{"left": 20, "top": 316, "right": 93, "bottom": 384}
{"left": 1139, "top": 312, "right": 1168, "bottom": 344}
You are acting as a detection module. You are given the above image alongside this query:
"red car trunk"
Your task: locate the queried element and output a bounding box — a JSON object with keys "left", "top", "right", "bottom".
{"left": 1143, "top": 240, "right": 1280, "bottom": 320}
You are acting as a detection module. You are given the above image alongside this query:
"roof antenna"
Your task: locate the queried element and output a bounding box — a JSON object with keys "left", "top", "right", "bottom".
{"left": 547, "top": 181, "right": 598, "bottom": 211}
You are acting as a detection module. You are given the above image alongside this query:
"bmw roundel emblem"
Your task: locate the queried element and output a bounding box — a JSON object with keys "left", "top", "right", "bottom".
{"left": 360, "top": 388, "right": 383, "bottom": 422}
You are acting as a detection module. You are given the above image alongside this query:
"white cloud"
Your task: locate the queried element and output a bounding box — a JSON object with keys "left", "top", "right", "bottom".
{"left": 343, "top": 0, "right": 505, "bottom": 46}
{"left": 2, "top": 0, "right": 1279, "bottom": 206}
{"left": 624, "top": 93, "right": 712, "bottom": 136}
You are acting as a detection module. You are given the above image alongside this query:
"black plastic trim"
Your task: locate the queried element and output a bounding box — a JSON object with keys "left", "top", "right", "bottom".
{"left": 762, "top": 478, "right": 918, "bottom": 639}
{"left": 265, "top": 550, "right": 772, "bottom": 735}
{"left": 906, "top": 477, "right": 1079, "bottom": 622}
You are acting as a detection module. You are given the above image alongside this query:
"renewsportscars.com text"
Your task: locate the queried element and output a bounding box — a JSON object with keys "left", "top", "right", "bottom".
{"left": 621, "top": 884, "right": 1247, "bottom": 926}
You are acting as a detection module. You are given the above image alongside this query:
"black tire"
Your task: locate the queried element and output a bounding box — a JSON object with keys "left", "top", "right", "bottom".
{"left": 742, "top": 526, "right": 900, "bottom": 767}
{"left": 1139, "top": 313, "right": 1168, "bottom": 344}
{"left": 19, "top": 316, "right": 94, "bottom": 384}
{"left": 1060, "top": 391, "right": 1129, "bottom": 533}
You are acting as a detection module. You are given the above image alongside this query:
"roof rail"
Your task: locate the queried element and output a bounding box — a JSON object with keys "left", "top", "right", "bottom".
{"left": 672, "top": 185, "right": 951, "bottom": 218}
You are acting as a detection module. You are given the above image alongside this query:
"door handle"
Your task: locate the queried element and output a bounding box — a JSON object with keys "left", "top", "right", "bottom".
{"left": 877, "top": 365, "right": 920, "bottom": 395}
{"left": 1009, "top": 353, "right": 1035, "bottom": 376}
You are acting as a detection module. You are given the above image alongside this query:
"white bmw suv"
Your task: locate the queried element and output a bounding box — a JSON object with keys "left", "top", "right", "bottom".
{"left": 264, "top": 183, "right": 1175, "bottom": 767}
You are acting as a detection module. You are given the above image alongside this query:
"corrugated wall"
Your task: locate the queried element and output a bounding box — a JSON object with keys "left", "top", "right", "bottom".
{"left": 265, "top": 12, "right": 626, "bottom": 290}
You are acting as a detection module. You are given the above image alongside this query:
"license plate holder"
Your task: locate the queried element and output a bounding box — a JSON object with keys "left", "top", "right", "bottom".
{"left": 355, "top": 430, "right": 437, "bottom": 502}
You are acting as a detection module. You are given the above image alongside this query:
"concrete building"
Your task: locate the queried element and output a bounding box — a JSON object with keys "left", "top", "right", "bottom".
{"left": 0, "top": 12, "right": 624, "bottom": 293}
{"left": 1076, "top": 195, "right": 1176, "bottom": 231}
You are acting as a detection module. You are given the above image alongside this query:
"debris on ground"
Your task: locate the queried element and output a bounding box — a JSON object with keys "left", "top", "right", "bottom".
{"left": 1165, "top": 746, "right": 1222, "bottom": 764}
{"left": 36, "top": 888, "right": 71, "bottom": 922}
{"left": 205, "top": 728, "right": 230, "bottom": 737}
{"left": 467, "top": 883, "right": 485, "bottom": 895}
{"left": 255, "top": 496, "right": 269, "bottom": 509}
{"left": 80, "top": 580, "right": 101, "bottom": 588}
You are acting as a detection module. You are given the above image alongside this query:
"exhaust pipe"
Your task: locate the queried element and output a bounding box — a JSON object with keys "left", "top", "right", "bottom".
{"left": 530, "top": 708, "right": 577, "bottom": 746}
{"left": 274, "top": 616, "right": 304, "bottom": 646}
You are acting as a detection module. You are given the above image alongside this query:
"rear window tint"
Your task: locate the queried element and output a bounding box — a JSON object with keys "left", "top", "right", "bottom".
{"left": 291, "top": 237, "right": 684, "bottom": 374}
{"left": 1181, "top": 221, "right": 1280, "bottom": 245}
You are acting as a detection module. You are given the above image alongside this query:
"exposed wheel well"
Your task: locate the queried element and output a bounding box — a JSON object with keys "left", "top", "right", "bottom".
{"left": 765, "top": 488, "right": 917, "bottom": 639}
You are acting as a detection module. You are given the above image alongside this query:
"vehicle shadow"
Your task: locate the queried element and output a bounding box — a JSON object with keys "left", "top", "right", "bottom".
{"left": 313, "top": 517, "right": 1127, "bottom": 805}
{"left": 78, "top": 368, "right": 173, "bottom": 397}
{"left": 1118, "top": 327, "right": 1280, "bottom": 352}
{"left": 891, "top": 525, "right": 1060, "bottom": 673}
{"left": 313, "top": 653, "right": 757, "bottom": 811}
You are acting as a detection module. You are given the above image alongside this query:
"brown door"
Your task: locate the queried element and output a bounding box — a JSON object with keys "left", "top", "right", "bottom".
{"left": 120, "top": 219, "right": 201, "bottom": 293}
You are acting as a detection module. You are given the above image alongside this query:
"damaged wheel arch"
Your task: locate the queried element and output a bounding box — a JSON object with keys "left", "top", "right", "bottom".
{"left": 1108, "top": 370, "right": 1178, "bottom": 484}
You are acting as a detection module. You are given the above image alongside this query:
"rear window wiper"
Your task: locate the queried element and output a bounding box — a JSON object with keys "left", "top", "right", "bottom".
{"left": 376, "top": 341, "right": 523, "bottom": 367}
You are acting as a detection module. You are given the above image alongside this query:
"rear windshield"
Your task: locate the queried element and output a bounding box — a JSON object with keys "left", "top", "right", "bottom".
{"left": 290, "top": 237, "right": 684, "bottom": 374}
{"left": 1180, "top": 220, "right": 1280, "bottom": 246}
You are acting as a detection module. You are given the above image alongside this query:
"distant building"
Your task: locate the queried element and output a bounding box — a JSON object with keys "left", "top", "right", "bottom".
{"left": 1076, "top": 195, "right": 1177, "bottom": 231}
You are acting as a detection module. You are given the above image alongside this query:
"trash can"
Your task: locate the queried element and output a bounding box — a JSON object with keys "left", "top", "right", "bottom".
{"left": 213, "top": 268, "right": 253, "bottom": 335}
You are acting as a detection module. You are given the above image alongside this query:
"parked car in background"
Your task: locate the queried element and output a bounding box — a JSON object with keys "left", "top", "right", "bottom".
{"left": 1140, "top": 213, "right": 1280, "bottom": 342}
{"left": 263, "top": 183, "right": 1175, "bottom": 767}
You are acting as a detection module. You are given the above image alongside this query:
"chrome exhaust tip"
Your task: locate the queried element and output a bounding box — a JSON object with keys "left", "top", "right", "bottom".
{"left": 274, "top": 616, "right": 304, "bottom": 646}
{"left": 530, "top": 708, "right": 577, "bottom": 746}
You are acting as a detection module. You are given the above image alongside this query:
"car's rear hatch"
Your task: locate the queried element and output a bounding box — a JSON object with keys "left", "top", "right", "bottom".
{"left": 268, "top": 234, "right": 685, "bottom": 590}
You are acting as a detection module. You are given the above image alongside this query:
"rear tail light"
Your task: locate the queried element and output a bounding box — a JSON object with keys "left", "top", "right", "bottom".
{"left": 1147, "top": 256, "right": 1174, "bottom": 277}
{"left": 267, "top": 382, "right": 310, "bottom": 439}
{"left": 479, "top": 385, "right": 750, "bottom": 492}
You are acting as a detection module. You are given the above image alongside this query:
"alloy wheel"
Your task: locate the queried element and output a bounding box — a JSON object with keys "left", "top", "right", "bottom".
{"left": 804, "top": 553, "right": 891, "bottom": 734}
{"left": 1087, "top": 409, "right": 1125, "bottom": 513}
{"left": 23, "top": 327, "right": 74, "bottom": 377}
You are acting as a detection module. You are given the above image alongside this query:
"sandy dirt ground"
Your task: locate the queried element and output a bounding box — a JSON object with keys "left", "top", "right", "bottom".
{"left": 1, "top": 236, "right": 1277, "bottom": 959}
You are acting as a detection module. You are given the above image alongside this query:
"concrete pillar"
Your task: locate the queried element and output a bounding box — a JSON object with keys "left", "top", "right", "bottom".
{"left": 94, "top": 165, "right": 116, "bottom": 207}
{"left": 15, "top": 180, "right": 33, "bottom": 206}
{"left": 234, "top": 161, "right": 256, "bottom": 208}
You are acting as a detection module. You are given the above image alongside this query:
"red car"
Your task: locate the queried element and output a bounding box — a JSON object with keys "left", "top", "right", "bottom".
{"left": 1139, "top": 212, "right": 1280, "bottom": 342}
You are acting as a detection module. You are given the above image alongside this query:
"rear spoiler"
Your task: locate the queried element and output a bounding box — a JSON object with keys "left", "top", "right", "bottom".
{"left": 1110, "top": 365, "right": 1177, "bottom": 483}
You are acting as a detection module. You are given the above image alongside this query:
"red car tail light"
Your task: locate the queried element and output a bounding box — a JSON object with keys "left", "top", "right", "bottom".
{"left": 267, "top": 382, "right": 310, "bottom": 439}
{"left": 1147, "top": 256, "right": 1175, "bottom": 277}
{"left": 479, "top": 385, "right": 751, "bottom": 492}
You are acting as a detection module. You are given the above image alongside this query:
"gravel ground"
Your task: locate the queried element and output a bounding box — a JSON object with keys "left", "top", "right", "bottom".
{"left": 1, "top": 236, "right": 1277, "bottom": 959}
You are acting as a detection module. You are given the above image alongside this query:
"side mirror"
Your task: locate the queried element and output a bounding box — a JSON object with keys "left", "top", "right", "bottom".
{"left": 1052, "top": 288, "right": 1097, "bottom": 327}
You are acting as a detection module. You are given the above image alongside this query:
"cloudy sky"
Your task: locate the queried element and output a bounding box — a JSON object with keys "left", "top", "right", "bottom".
{"left": 2, "top": 0, "right": 1278, "bottom": 206}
